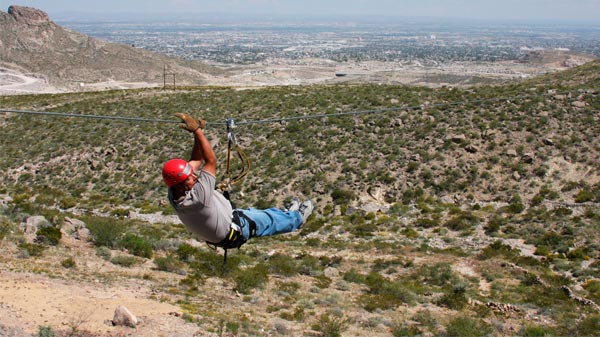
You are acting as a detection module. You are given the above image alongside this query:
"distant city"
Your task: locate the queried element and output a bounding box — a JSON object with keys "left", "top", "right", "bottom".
{"left": 60, "top": 17, "right": 600, "bottom": 66}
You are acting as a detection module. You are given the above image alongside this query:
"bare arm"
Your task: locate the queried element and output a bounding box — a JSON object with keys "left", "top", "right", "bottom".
{"left": 188, "top": 128, "right": 217, "bottom": 176}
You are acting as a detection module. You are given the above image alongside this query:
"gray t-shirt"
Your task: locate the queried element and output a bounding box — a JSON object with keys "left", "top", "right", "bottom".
{"left": 168, "top": 170, "right": 233, "bottom": 243}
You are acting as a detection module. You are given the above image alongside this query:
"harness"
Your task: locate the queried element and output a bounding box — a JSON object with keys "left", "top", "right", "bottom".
{"left": 209, "top": 118, "right": 254, "bottom": 269}
{"left": 206, "top": 209, "right": 257, "bottom": 267}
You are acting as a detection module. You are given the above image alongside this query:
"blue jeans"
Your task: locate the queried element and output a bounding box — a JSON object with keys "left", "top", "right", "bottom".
{"left": 236, "top": 208, "right": 303, "bottom": 240}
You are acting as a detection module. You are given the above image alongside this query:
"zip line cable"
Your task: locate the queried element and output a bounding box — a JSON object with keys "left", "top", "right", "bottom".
{"left": 0, "top": 91, "right": 574, "bottom": 127}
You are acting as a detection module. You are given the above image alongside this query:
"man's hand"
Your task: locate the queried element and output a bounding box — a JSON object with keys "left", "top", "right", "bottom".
{"left": 175, "top": 113, "right": 207, "bottom": 132}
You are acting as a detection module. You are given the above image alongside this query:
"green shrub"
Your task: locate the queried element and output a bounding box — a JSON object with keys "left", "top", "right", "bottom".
{"left": 419, "top": 262, "right": 457, "bottom": 287}
{"left": 120, "top": 233, "right": 153, "bottom": 258}
{"left": 444, "top": 211, "right": 480, "bottom": 231}
{"left": 311, "top": 313, "right": 348, "bottom": 337}
{"left": 268, "top": 253, "right": 300, "bottom": 276}
{"left": 444, "top": 316, "right": 492, "bottom": 337}
{"left": 0, "top": 221, "right": 15, "bottom": 240}
{"left": 110, "top": 255, "right": 139, "bottom": 267}
{"left": 522, "top": 324, "right": 556, "bottom": 337}
{"left": 574, "top": 314, "right": 600, "bottom": 336}
{"left": 154, "top": 254, "right": 185, "bottom": 273}
{"left": 37, "top": 325, "right": 56, "bottom": 337}
{"left": 478, "top": 240, "right": 518, "bottom": 260}
{"left": 232, "top": 263, "right": 269, "bottom": 294}
{"left": 343, "top": 268, "right": 366, "bottom": 284}
{"left": 176, "top": 243, "right": 199, "bottom": 262}
{"left": 331, "top": 188, "right": 356, "bottom": 204}
{"left": 96, "top": 246, "right": 112, "bottom": 260}
{"left": 575, "top": 189, "right": 594, "bottom": 203}
{"left": 86, "top": 217, "right": 125, "bottom": 248}
{"left": 19, "top": 242, "right": 46, "bottom": 257}
{"left": 35, "top": 226, "right": 62, "bottom": 246}
{"left": 438, "top": 283, "right": 469, "bottom": 310}
{"left": 360, "top": 272, "right": 415, "bottom": 311}
{"left": 61, "top": 257, "right": 76, "bottom": 269}
{"left": 391, "top": 323, "right": 422, "bottom": 337}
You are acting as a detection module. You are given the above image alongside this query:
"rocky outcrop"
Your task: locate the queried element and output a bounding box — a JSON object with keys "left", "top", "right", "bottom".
{"left": 7, "top": 6, "right": 51, "bottom": 24}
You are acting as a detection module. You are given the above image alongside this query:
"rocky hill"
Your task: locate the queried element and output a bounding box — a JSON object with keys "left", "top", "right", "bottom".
{"left": 0, "top": 53, "right": 599, "bottom": 336}
{"left": 0, "top": 6, "right": 221, "bottom": 90}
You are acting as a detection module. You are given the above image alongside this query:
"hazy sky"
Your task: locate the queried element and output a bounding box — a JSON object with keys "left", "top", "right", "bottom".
{"left": 1, "top": 0, "right": 599, "bottom": 22}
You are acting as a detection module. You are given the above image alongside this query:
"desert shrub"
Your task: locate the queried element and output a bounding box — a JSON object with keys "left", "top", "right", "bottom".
{"left": 19, "top": 242, "right": 46, "bottom": 257}
{"left": 331, "top": 188, "right": 356, "bottom": 204}
{"left": 60, "top": 257, "right": 76, "bottom": 269}
{"left": 313, "top": 274, "right": 332, "bottom": 289}
{"left": 110, "top": 255, "right": 139, "bottom": 267}
{"left": 415, "top": 217, "right": 441, "bottom": 228}
{"left": 583, "top": 280, "right": 600, "bottom": 302}
{"left": 268, "top": 253, "right": 300, "bottom": 276}
{"left": 231, "top": 263, "right": 269, "bottom": 294}
{"left": 444, "top": 211, "right": 480, "bottom": 231}
{"left": 438, "top": 283, "right": 469, "bottom": 310}
{"left": 575, "top": 189, "right": 594, "bottom": 203}
{"left": 120, "top": 233, "right": 153, "bottom": 258}
{"left": 566, "top": 248, "right": 589, "bottom": 261}
{"left": 534, "top": 245, "right": 550, "bottom": 256}
{"left": 418, "top": 262, "right": 457, "bottom": 287}
{"left": 35, "top": 226, "right": 62, "bottom": 246}
{"left": 506, "top": 194, "right": 525, "bottom": 214}
{"left": 343, "top": 268, "right": 366, "bottom": 284}
{"left": 154, "top": 254, "right": 185, "bottom": 273}
{"left": 0, "top": 221, "right": 9, "bottom": 240}
{"left": 444, "top": 315, "right": 492, "bottom": 337}
{"left": 311, "top": 312, "right": 348, "bottom": 337}
{"left": 37, "top": 325, "right": 56, "bottom": 337}
{"left": 360, "top": 272, "right": 416, "bottom": 311}
{"left": 573, "top": 314, "right": 600, "bottom": 336}
{"left": 86, "top": 217, "right": 125, "bottom": 248}
{"left": 521, "top": 324, "right": 557, "bottom": 337}
{"left": 176, "top": 242, "right": 199, "bottom": 262}
{"left": 478, "top": 240, "right": 518, "bottom": 260}
{"left": 391, "top": 323, "right": 422, "bottom": 337}
{"left": 96, "top": 246, "right": 112, "bottom": 260}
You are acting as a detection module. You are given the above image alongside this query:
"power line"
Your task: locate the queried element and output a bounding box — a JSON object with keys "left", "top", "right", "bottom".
{"left": 0, "top": 91, "right": 571, "bottom": 127}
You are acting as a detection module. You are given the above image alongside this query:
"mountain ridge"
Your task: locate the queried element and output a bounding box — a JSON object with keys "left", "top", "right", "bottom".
{"left": 0, "top": 6, "right": 222, "bottom": 90}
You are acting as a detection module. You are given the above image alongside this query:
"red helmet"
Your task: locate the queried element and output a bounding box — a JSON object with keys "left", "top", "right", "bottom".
{"left": 162, "top": 159, "right": 193, "bottom": 186}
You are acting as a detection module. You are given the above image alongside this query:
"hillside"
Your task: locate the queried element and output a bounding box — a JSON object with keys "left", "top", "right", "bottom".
{"left": 0, "top": 60, "right": 599, "bottom": 336}
{"left": 0, "top": 6, "right": 221, "bottom": 91}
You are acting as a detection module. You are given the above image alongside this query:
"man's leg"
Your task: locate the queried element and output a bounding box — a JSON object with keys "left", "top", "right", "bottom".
{"left": 237, "top": 208, "right": 303, "bottom": 239}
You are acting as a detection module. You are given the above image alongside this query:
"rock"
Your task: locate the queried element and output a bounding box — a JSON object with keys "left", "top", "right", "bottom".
{"left": 447, "top": 134, "right": 466, "bottom": 143}
{"left": 542, "top": 138, "right": 554, "bottom": 146}
{"left": 112, "top": 305, "right": 138, "bottom": 328}
{"left": 324, "top": 267, "right": 339, "bottom": 278}
{"left": 62, "top": 217, "right": 91, "bottom": 241}
{"left": 465, "top": 144, "right": 478, "bottom": 153}
{"left": 22, "top": 216, "right": 51, "bottom": 235}
{"left": 571, "top": 101, "right": 587, "bottom": 108}
{"left": 512, "top": 171, "right": 521, "bottom": 181}
{"left": 521, "top": 153, "right": 534, "bottom": 164}
{"left": 506, "top": 149, "right": 518, "bottom": 157}
{"left": 410, "top": 153, "right": 421, "bottom": 161}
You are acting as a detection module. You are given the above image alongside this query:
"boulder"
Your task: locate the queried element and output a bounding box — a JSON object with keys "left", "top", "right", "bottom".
{"left": 112, "top": 305, "right": 138, "bottom": 328}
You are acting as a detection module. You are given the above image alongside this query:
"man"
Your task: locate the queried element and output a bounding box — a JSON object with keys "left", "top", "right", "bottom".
{"left": 162, "top": 113, "right": 313, "bottom": 250}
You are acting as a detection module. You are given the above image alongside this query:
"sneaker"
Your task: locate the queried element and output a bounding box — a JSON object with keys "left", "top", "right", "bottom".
{"left": 286, "top": 197, "right": 301, "bottom": 212}
{"left": 298, "top": 199, "right": 314, "bottom": 225}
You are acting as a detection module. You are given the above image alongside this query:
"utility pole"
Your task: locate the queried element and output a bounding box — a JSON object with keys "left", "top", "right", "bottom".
{"left": 163, "top": 65, "right": 176, "bottom": 91}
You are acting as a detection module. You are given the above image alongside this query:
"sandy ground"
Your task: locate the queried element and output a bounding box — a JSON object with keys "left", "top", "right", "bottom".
{"left": 0, "top": 271, "right": 201, "bottom": 336}
{"left": 0, "top": 232, "right": 205, "bottom": 336}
